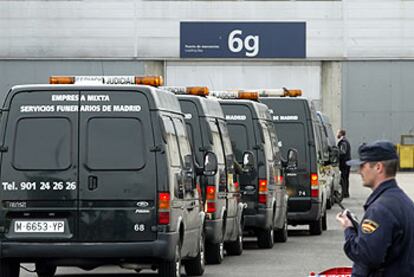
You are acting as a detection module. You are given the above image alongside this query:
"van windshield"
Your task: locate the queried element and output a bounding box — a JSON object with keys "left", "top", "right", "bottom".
{"left": 227, "top": 123, "right": 249, "bottom": 162}
{"left": 274, "top": 122, "right": 307, "bottom": 168}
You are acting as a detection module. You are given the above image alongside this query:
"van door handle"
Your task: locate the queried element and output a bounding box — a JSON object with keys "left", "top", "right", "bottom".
{"left": 88, "top": 176, "right": 98, "bottom": 191}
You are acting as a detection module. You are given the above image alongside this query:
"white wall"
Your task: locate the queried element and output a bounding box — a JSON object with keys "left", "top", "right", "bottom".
{"left": 1, "top": 0, "right": 414, "bottom": 59}
{"left": 166, "top": 61, "right": 322, "bottom": 99}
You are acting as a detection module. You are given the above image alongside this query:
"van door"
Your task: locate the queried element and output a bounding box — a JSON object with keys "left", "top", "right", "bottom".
{"left": 171, "top": 117, "right": 201, "bottom": 254}
{"left": 78, "top": 90, "right": 157, "bottom": 242}
{"left": 217, "top": 120, "right": 238, "bottom": 236}
{"left": 0, "top": 90, "right": 79, "bottom": 241}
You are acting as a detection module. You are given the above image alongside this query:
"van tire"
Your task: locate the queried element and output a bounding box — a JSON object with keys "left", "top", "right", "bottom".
{"left": 225, "top": 224, "right": 243, "bottom": 256}
{"left": 205, "top": 241, "right": 224, "bottom": 264}
{"left": 0, "top": 259, "right": 19, "bottom": 277}
{"left": 35, "top": 262, "right": 56, "bottom": 277}
{"left": 184, "top": 232, "right": 205, "bottom": 276}
{"left": 322, "top": 211, "right": 328, "bottom": 231}
{"left": 257, "top": 227, "right": 274, "bottom": 249}
{"left": 159, "top": 243, "right": 181, "bottom": 277}
{"left": 274, "top": 216, "right": 288, "bottom": 243}
{"left": 309, "top": 218, "right": 323, "bottom": 235}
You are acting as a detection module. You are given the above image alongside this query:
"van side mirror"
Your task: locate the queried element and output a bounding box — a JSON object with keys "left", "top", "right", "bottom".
{"left": 203, "top": 151, "right": 218, "bottom": 176}
{"left": 329, "top": 147, "right": 339, "bottom": 166}
{"left": 242, "top": 151, "right": 255, "bottom": 173}
{"left": 184, "top": 154, "right": 193, "bottom": 169}
{"left": 286, "top": 148, "right": 298, "bottom": 169}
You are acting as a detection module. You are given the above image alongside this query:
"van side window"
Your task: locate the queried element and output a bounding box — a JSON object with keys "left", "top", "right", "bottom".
{"left": 268, "top": 123, "right": 282, "bottom": 161}
{"left": 161, "top": 116, "right": 181, "bottom": 167}
{"left": 173, "top": 118, "right": 192, "bottom": 165}
{"left": 13, "top": 117, "right": 71, "bottom": 170}
{"left": 208, "top": 121, "right": 225, "bottom": 165}
{"left": 218, "top": 121, "right": 233, "bottom": 159}
{"left": 260, "top": 122, "right": 274, "bottom": 161}
{"left": 227, "top": 124, "right": 249, "bottom": 162}
{"left": 86, "top": 118, "right": 146, "bottom": 170}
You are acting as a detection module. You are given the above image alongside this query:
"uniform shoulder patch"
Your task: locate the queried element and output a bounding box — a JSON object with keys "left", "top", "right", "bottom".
{"left": 361, "top": 219, "right": 379, "bottom": 234}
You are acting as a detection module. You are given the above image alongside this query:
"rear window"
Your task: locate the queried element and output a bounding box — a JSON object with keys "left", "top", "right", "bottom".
{"left": 274, "top": 122, "right": 307, "bottom": 168}
{"left": 227, "top": 124, "right": 249, "bottom": 162}
{"left": 86, "top": 117, "right": 145, "bottom": 170}
{"left": 13, "top": 117, "right": 72, "bottom": 170}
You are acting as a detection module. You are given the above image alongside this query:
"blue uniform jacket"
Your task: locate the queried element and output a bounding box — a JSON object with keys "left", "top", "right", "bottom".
{"left": 343, "top": 179, "right": 414, "bottom": 277}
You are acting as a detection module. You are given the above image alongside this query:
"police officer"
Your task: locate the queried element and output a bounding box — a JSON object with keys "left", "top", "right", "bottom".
{"left": 336, "top": 140, "right": 414, "bottom": 277}
{"left": 337, "top": 129, "right": 351, "bottom": 198}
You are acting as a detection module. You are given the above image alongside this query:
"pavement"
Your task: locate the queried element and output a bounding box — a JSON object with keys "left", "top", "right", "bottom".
{"left": 19, "top": 172, "right": 414, "bottom": 277}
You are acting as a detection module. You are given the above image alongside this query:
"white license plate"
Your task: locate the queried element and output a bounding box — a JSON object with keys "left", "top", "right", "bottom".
{"left": 14, "top": 220, "right": 65, "bottom": 233}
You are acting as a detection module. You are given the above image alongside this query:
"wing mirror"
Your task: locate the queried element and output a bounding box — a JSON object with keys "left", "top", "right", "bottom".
{"left": 203, "top": 151, "right": 218, "bottom": 176}
{"left": 184, "top": 154, "right": 193, "bottom": 169}
{"left": 242, "top": 151, "right": 255, "bottom": 173}
{"left": 286, "top": 148, "right": 298, "bottom": 169}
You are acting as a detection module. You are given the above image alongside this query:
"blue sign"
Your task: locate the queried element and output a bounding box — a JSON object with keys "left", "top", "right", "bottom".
{"left": 180, "top": 22, "right": 306, "bottom": 59}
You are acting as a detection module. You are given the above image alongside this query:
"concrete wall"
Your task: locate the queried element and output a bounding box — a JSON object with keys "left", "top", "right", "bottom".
{"left": 165, "top": 61, "right": 322, "bottom": 99}
{"left": 0, "top": 60, "right": 163, "bottom": 103}
{"left": 321, "top": 61, "right": 342, "bottom": 133}
{"left": 342, "top": 61, "right": 414, "bottom": 158}
{"left": 1, "top": 0, "right": 414, "bottom": 59}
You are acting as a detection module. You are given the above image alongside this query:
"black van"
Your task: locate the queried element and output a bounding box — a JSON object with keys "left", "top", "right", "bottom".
{"left": 169, "top": 87, "right": 244, "bottom": 264}
{"left": 0, "top": 76, "right": 210, "bottom": 277}
{"left": 316, "top": 111, "right": 341, "bottom": 205}
{"left": 215, "top": 94, "right": 291, "bottom": 249}
{"left": 260, "top": 94, "right": 329, "bottom": 235}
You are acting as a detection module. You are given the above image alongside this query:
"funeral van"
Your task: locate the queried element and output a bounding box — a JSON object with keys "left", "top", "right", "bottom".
{"left": 213, "top": 91, "right": 294, "bottom": 249}
{"left": 164, "top": 86, "right": 245, "bottom": 264}
{"left": 259, "top": 89, "right": 329, "bottom": 235}
{"left": 0, "top": 76, "right": 209, "bottom": 277}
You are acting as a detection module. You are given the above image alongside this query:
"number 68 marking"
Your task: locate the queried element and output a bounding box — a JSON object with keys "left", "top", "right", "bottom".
{"left": 134, "top": 224, "right": 145, "bottom": 232}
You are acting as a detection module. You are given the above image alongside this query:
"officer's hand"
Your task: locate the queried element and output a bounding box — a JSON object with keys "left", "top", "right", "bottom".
{"left": 336, "top": 210, "right": 353, "bottom": 230}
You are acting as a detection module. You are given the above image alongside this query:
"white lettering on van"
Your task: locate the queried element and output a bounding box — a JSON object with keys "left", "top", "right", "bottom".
{"left": 51, "top": 95, "right": 79, "bottom": 102}
{"left": 80, "top": 105, "right": 101, "bottom": 112}
{"left": 273, "top": 115, "right": 299, "bottom": 121}
{"left": 184, "top": 113, "right": 192, "bottom": 119}
{"left": 56, "top": 105, "right": 78, "bottom": 112}
{"left": 2, "top": 181, "right": 77, "bottom": 192}
{"left": 113, "top": 105, "right": 141, "bottom": 112}
{"left": 86, "top": 95, "right": 110, "bottom": 102}
{"left": 225, "top": 115, "right": 246, "bottom": 121}
{"left": 20, "top": 105, "right": 55, "bottom": 113}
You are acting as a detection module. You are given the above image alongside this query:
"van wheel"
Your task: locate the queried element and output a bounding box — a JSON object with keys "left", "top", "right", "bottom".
{"left": 184, "top": 232, "right": 205, "bottom": 276}
{"left": 274, "top": 216, "right": 288, "bottom": 243}
{"left": 257, "top": 227, "right": 274, "bottom": 249}
{"left": 309, "top": 218, "right": 323, "bottom": 235}
{"left": 159, "top": 243, "right": 181, "bottom": 277}
{"left": 36, "top": 262, "right": 56, "bottom": 277}
{"left": 0, "top": 259, "right": 19, "bottom": 277}
{"left": 205, "top": 241, "right": 224, "bottom": 264}
{"left": 225, "top": 223, "right": 243, "bottom": 256}
{"left": 322, "top": 211, "right": 328, "bottom": 231}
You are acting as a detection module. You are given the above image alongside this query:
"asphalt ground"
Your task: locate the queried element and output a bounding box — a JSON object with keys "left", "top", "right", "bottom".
{"left": 19, "top": 172, "right": 414, "bottom": 277}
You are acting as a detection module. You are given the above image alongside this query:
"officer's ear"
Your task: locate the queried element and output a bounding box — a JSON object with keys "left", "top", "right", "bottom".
{"left": 376, "top": 162, "right": 386, "bottom": 174}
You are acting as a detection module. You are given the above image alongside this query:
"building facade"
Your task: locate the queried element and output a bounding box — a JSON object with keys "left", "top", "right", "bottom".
{"left": 1, "top": 0, "right": 414, "bottom": 157}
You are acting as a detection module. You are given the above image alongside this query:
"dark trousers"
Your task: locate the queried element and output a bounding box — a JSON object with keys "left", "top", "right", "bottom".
{"left": 340, "top": 166, "right": 350, "bottom": 197}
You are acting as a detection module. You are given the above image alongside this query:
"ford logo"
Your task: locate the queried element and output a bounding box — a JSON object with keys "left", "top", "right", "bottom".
{"left": 136, "top": 201, "right": 149, "bottom": 208}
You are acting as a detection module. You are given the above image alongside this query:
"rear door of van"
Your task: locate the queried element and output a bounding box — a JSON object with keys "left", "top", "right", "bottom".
{"left": 263, "top": 99, "right": 312, "bottom": 212}
{"left": 221, "top": 104, "right": 258, "bottom": 210}
{"left": 78, "top": 90, "right": 157, "bottom": 242}
{"left": 0, "top": 89, "right": 79, "bottom": 241}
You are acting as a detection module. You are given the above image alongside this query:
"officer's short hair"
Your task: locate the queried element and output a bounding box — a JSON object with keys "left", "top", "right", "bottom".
{"left": 338, "top": 129, "right": 346, "bottom": 136}
{"left": 367, "top": 159, "right": 398, "bottom": 177}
